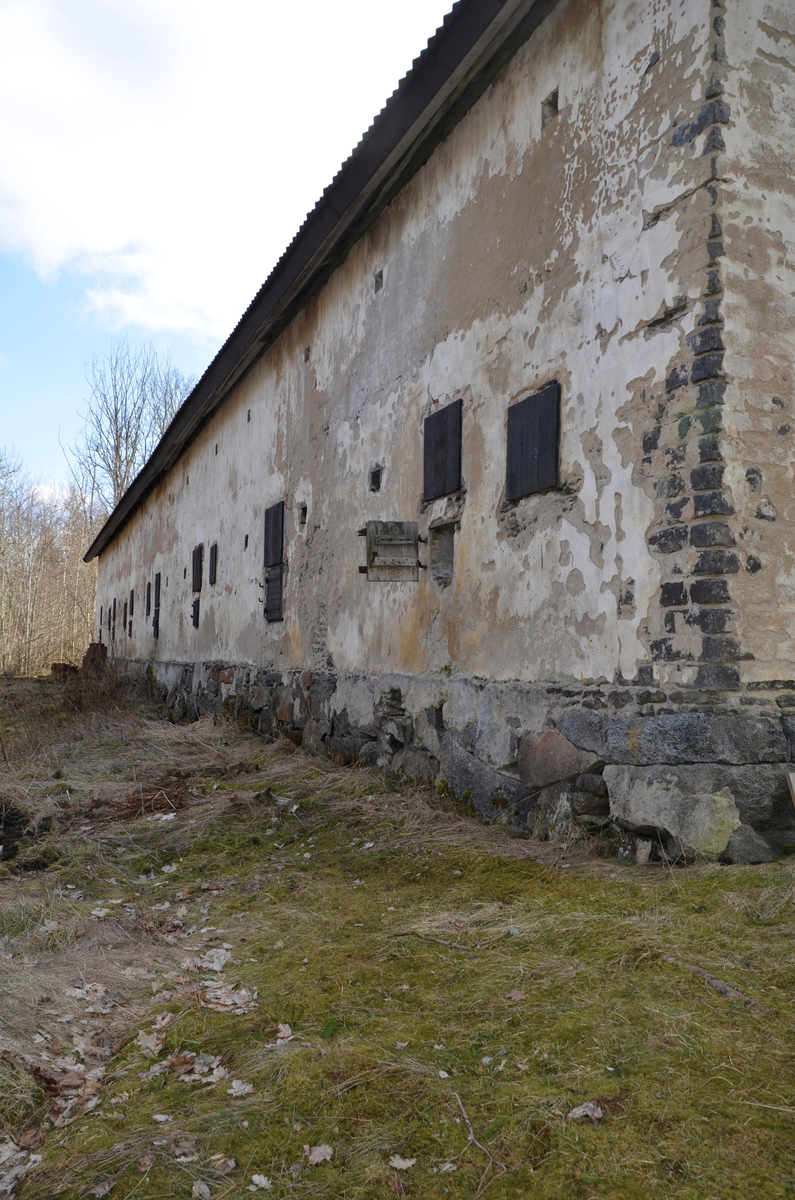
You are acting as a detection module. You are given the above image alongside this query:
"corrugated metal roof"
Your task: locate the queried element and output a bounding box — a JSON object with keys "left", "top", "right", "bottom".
{"left": 85, "top": 0, "right": 557, "bottom": 562}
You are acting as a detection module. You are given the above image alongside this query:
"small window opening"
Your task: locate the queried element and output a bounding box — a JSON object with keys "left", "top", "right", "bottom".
{"left": 541, "top": 88, "right": 559, "bottom": 128}
{"left": 368, "top": 463, "right": 383, "bottom": 493}
{"left": 215, "top": 443, "right": 218, "bottom": 455}
{"left": 209, "top": 543, "right": 218, "bottom": 585}
{"left": 183, "top": 566, "right": 187, "bottom": 579}
{"left": 128, "top": 621, "right": 132, "bottom": 638}
{"left": 146, "top": 581, "right": 151, "bottom": 616}
{"left": 299, "top": 504, "right": 308, "bottom": 526}
{"left": 192, "top": 597, "right": 200, "bottom": 629}
{"left": 186, "top": 474, "right": 189, "bottom": 485}
{"left": 374, "top": 269, "right": 383, "bottom": 293}
{"left": 430, "top": 525, "right": 455, "bottom": 588}
{"left": 304, "top": 346, "right": 310, "bottom": 362}
{"left": 247, "top": 409, "right": 251, "bottom": 423}
{"left": 129, "top": 588, "right": 134, "bottom": 618}
{"left": 244, "top": 534, "right": 249, "bottom": 549}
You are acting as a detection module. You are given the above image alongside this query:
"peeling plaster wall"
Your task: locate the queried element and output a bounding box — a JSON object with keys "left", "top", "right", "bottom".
{"left": 720, "top": 0, "right": 795, "bottom": 681}
{"left": 98, "top": 0, "right": 720, "bottom": 699}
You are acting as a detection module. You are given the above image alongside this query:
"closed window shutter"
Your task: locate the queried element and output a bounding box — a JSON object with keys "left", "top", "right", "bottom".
{"left": 209, "top": 543, "right": 218, "bottom": 585}
{"left": 266, "top": 563, "right": 284, "bottom": 622}
{"left": 264, "top": 501, "right": 284, "bottom": 568}
{"left": 264, "top": 502, "right": 285, "bottom": 622}
{"left": 506, "top": 382, "right": 560, "bottom": 501}
{"left": 423, "top": 399, "right": 462, "bottom": 501}
{"left": 112, "top": 598, "right": 116, "bottom": 640}
{"left": 192, "top": 597, "right": 200, "bottom": 628}
{"left": 146, "top": 581, "right": 151, "bottom": 616}
{"left": 129, "top": 589, "right": 134, "bottom": 617}
{"left": 192, "top": 544, "right": 203, "bottom": 592}
{"left": 153, "top": 573, "right": 161, "bottom": 639}
{"left": 123, "top": 601, "right": 128, "bottom": 629}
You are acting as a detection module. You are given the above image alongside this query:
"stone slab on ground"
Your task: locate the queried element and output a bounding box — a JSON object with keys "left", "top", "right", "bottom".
{"left": 438, "top": 733, "right": 530, "bottom": 821}
{"left": 605, "top": 763, "right": 795, "bottom": 836}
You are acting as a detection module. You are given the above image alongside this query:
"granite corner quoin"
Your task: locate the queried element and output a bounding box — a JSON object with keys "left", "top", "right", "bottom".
{"left": 88, "top": 0, "right": 795, "bottom": 863}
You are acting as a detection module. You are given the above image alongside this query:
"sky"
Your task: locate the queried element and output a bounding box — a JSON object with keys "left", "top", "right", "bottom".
{"left": 0, "top": 0, "right": 454, "bottom": 484}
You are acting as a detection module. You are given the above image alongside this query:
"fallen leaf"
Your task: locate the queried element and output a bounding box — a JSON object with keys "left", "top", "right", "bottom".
{"left": 306, "top": 1144, "right": 333, "bottom": 1165}
{"left": 249, "top": 1176, "right": 272, "bottom": 1191}
{"left": 209, "top": 1152, "right": 236, "bottom": 1175}
{"left": 438, "top": 1069, "right": 449, "bottom": 1079}
{"left": 438, "top": 1162, "right": 458, "bottom": 1172}
{"left": 152, "top": 1113, "right": 172, "bottom": 1123}
{"left": 170, "top": 1134, "right": 197, "bottom": 1159}
{"left": 89, "top": 1184, "right": 111, "bottom": 1198}
{"left": 138, "top": 1155, "right": 153, "bottom": 1172}
{"left": 90, "top": 908, "right": 109, "bottom": 918}
{"left": 192, "top": 947, "right": 230, "bottom": 972}
{"left": 273, "top": 940, "right": 284, "bottom": 950}
{"left": 192, "top": 1183, "right": 211, "bottom": 1200}
{"left": 389, "top": 1155, "right": 416, "bottom": 1170}
{"left": 136, "top": 1031, "right": 163, "bottom": 1057}
{"left": 57, "top": 1071, "right": 86, "bottom": 1090}
{"left": 228, "top": 1079, "right": 254, "bottom": 1097}
{"left": 505, "top": 990, "right": 526, "bottom": 1002}
{"left": 161, "top": 863, "right": 178, "bottom": 874}
{"left": 395, "top": 1042, "right": 408, "bottom": 1050}
{"left": 567, "top": 1101, "right": 603, "bottom": 1122}
{"left": 276, "top": 1023, "right": 293, "bottom": 1042}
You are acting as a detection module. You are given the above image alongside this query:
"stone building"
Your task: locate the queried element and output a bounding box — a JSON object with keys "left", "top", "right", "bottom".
{"left": 86, "top": 0, "right": 795, "bottom": 863}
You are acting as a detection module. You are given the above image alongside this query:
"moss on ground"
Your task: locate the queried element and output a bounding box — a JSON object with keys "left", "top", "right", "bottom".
{"left": 1, "top": 679, "right": 795, "bottom": 1198}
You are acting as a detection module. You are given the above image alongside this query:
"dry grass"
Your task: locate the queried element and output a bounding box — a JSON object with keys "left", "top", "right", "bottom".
{"left": 1, "top": 676, "right": 795, "bottom": 1198}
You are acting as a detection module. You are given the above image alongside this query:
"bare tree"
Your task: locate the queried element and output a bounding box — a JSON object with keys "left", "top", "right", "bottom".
{"left": 0, "top": 449, "right": 102, "bottom": 674}
{"left": 66, "top": 339, "right": 195, "bottom": 512}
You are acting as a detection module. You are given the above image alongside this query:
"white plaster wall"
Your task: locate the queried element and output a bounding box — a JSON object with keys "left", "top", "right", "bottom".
{"left": 721, "top": 0, "right": 795, "bottom": 680}
{"left": 97, "top": 0, "right": 715, "bottom": 688}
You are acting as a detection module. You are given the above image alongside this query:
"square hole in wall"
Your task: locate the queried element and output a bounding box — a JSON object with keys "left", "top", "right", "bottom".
{"left": 304, "top": 346, "right": 311, "bottom": 362}
{"left": 374, "top": 269, "right": 383, "bottom": 293}
{"left": 368, "top": 463, "right": 383, "bottom": 493}
{"left": 429, "top": 524, "right": 455, "bottom": 587}
{"left": 300, "top": 504, "right": 308, "bottom": 526}
{"left": 541, "top": 87, "right": 559, "bottom": 128}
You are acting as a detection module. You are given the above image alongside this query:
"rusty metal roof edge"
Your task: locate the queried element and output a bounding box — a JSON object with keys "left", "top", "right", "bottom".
{"left": 85, "top": 0, "right": 556, "bottom": 563}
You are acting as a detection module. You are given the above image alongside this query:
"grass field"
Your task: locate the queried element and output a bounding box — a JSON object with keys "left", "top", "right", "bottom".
{"left": 1, "top": 676, "right": 795, "bottom": 1199}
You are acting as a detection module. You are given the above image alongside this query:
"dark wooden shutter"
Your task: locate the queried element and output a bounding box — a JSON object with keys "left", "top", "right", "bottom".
{"left": 192, "top": 597, "right": 200, "bottom": 628}
{"left": 123, "top": 601, "right": 128, "bottom": 629}
{"left": 506, "top": 382, "right": 560, "bottom": 502}
{"left": 264, "top": 502, "right": 285, "bottom": 622}
{"left": 112, "top": 598, "right": 116, "bottom": 640}
{"left": 153, "top": 573, "right": 161, "bottom": 639}
{"left": 146, "top": 581, "right": 151, "bottom": 616}
{"left": 129, "top": 588, "right": 134, "bottom": 617}
{"left": 423, "top": 399, "right": 462, "bottom": 501}
{"left": 209, "top": 543, "right": 218, "bottom": 585}
{"left": 264, "top": 502, "right": 285, "bottom": 568}
{"left": 192, "top": 544, "right": 203, "bottom": 592}
{"left": 266, "top": 563, "right": 284, "bottom": 622}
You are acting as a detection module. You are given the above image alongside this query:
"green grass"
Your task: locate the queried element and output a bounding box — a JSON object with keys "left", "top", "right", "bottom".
{"left": 1, "top": 679, "right": 795, "bottom": 1198}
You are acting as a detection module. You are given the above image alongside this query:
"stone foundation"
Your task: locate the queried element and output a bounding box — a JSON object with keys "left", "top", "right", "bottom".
{"left": 137, "top": 657, "right": 795, "bottom": 865}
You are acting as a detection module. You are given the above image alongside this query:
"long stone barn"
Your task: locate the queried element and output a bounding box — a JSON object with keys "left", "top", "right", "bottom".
{"left": 86, "top": 0, "right": 795, "bottom": 865}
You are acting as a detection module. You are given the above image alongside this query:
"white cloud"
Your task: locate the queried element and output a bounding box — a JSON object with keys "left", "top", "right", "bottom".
{"left": 0, "top": 0, "right": 453, "bottom": 341}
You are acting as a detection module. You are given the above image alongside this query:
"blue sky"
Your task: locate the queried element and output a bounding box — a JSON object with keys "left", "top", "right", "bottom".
{"left": 0, "top": 0, "right": 453, "bottom": 486}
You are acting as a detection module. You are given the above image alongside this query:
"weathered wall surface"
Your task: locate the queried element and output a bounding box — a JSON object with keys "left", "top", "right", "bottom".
{"left": 95, "top": 0, "right": 795, "bottom": 861}
{"left": 720, "top": 1, "right": 795, "bottom": 680}
{"left": 99, "top": 0, "right": 715, "bottom": 683}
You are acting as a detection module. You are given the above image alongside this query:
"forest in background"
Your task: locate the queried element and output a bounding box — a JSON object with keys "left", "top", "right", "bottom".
{"left": 0, "top": 341, "right": 194, "bottom": 675}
